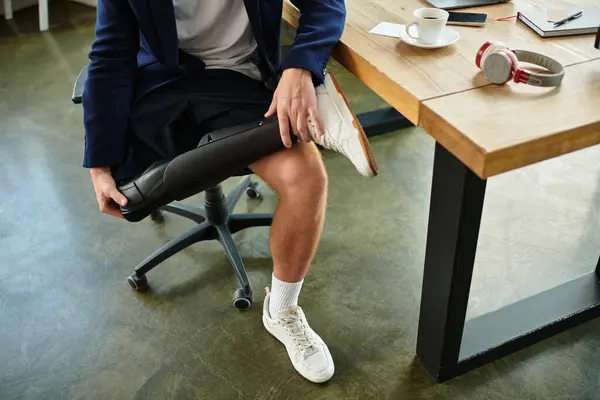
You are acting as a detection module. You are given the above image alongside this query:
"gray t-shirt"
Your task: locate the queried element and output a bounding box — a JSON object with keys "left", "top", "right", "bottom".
{"left": 172, "top": 0, "right": 262, "bottom": 81}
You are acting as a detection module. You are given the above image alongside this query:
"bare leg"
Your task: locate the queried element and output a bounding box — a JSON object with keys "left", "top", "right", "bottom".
{"left": 249, "top": 142, "right": 327, "bottom": 282}
{"left": 254, "top": 142, "right": 335, "bottom": 384}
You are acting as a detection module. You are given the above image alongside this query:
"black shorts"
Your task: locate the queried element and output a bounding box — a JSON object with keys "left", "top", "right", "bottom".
{"left": 113, "top": 69, "right": 274, "bottom": 182}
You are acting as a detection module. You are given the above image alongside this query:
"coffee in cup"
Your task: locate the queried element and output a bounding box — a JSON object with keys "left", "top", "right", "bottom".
{"left": 405, "top": 8, "right": 449, "bottom": 44}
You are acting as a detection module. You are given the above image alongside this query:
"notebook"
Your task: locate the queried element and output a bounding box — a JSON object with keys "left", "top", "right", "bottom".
{"left": 517, "top": 7, "right": 600, "bottom": 38}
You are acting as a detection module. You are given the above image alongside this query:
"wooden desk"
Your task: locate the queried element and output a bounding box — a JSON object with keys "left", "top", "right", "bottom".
{"left": 422, "top": 59, "right": 600, "bottom": 178}
{"left": 284, "top": 0, "right": 600, "bottom": 381}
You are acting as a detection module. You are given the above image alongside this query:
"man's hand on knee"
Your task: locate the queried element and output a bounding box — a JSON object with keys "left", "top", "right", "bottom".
{"left": 90, "top": 167, "right": 128, "bottom": 219}
{"left": 265, "top": 68, "right": 324, "bottom": 148}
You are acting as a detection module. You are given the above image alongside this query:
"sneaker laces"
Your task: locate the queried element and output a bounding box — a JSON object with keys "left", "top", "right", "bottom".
{"left": 322, "top": 134, "right": 346, "bottom": 154}
{"left": 280, "top": 312, "right": 318, "bottom": 356}
{"left": 309, "top": 120, "right": 347, "bottom": 155}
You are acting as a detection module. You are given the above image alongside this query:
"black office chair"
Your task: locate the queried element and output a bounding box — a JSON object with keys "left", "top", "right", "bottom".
{"left": 72, "top": 66, "right": 273, "bottom": 310}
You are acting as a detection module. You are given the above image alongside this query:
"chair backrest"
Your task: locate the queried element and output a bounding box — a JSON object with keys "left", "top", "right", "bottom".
{"left": 72, "top": 65, "right": 88, "bottom": 104}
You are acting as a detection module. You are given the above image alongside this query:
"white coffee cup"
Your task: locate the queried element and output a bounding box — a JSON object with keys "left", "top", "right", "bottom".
{"left": 405, "top": 8, "right": 449, "bottom": 44}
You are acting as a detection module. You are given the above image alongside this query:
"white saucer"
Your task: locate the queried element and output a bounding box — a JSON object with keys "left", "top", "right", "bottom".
{"left": 400, "top": 26, "right": 460, "bottom": 49}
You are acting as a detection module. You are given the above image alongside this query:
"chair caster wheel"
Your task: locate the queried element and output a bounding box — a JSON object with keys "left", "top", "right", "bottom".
{"left": 127, "top": 274, "right": 148, "bottom": 291}
{"left": 150, "top": 210, "right": 164, "bottom": 222}
{"left": 232, "top": 288, "right": 253, "bottom": 310}
{"left": 246, "top": 182, "right": 261, "bottom": 199}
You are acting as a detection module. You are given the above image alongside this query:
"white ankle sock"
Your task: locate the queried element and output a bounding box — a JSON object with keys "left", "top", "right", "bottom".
{"left": 269, "top": 274, "right": 303, "bottom": 317}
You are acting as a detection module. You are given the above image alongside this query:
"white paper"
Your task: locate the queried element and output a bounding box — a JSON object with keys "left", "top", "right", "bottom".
{"left": 369, "top": 22, "right": 406, "bottom": 38}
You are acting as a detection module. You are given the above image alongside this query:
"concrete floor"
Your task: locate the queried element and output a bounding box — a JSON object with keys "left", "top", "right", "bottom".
{"left": 2, "top": 2, "right": 600, "bottom": 399}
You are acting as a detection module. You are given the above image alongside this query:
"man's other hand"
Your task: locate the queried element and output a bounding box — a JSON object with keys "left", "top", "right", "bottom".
{"left": 265, "top": 68, "right": 324, "bottom": 148}
{"left": 90, "top": 167, "right": 128, "bottom": 219}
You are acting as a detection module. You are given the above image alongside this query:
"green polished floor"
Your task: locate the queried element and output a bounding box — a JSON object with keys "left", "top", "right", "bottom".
{"left": 2, "top": 3, "right": 600, "bottom": 400}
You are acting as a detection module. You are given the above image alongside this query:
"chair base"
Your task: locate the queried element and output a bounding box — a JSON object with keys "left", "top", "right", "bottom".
{"left": 127, "top": 176, "right": 272, "bottom": 309}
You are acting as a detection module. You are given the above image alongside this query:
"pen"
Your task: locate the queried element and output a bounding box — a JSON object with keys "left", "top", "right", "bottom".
{"left": 553, "top": 10, "right": 583, "bottom": 27}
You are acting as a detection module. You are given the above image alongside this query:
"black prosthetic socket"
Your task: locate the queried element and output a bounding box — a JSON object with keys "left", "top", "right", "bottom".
{"left": 118, "top": 116, "right": 293, "bottom": 222}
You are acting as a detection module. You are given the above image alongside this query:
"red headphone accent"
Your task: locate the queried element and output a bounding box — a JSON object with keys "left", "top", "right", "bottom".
{"left": 475, "top": 41, "right": 493, "bottom": 69}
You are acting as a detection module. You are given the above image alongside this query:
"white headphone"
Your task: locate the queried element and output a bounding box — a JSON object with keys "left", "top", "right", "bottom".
{"left": 476, "top": 41, "right": 565, "bottom": 87}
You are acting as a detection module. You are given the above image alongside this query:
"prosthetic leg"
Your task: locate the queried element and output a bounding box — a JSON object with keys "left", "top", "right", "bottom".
{"left": 118, "top": 116, "right": 289, "bottom": 222}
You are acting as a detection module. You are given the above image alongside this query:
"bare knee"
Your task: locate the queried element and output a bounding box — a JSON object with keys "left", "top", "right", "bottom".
{"left": 284, "top": 159, "right": 328, "bottom": 200}
{"left": 258, "top": 143, "right": 328, "bottom": 200}
{"left": 283, "top": 152, "right": 326, "bottom": 199}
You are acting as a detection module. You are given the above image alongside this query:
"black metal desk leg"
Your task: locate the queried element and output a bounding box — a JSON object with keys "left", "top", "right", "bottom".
{"left": 416, "top": 142, "right": 487, "bottom": 382}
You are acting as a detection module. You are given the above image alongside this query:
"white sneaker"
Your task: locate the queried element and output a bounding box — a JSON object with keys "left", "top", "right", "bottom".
{"left": 262, "top": 291, "right": 335, "bottom": 383}
{"left": 311, "top": 72, "right": 379, "bottom": 177}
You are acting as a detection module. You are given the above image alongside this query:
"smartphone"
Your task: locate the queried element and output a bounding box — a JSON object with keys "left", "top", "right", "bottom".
{"left": 447, "top": 11, "right": 488, "bottom": 26}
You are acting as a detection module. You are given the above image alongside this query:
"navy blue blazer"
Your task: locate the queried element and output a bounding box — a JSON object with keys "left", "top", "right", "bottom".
{"left": 82, "top": 0, "right": 346, "bottom": 168}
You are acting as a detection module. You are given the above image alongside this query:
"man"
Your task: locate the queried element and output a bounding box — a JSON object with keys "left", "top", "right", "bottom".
{"left": 83, "top": 0, "right": 378, "bottom": 383}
